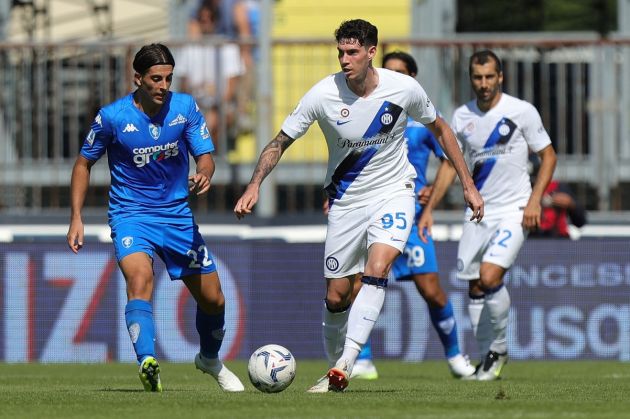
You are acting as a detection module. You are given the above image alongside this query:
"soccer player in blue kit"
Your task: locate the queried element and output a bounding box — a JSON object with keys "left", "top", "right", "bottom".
{"left": 66, "top": 43, "right": 244, "bottom": 393}
{"left": 351, "top": 51, "right": 475, "bottom": 380}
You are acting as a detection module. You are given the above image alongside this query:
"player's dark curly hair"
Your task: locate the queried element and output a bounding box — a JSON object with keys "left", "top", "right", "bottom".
{"left": 335, "top": 19, "right": 378, "bottom": 47}
{"left": 469, "top": 49, "right": 502, "bottom": 75}
{"left": 132, "top": 43, "right": 175, "bottom": 75}
{"left": 382, "top": 51, "right": 418, "bottom": 76}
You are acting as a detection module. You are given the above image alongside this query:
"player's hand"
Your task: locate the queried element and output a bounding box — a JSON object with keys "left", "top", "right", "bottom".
{"left": 551, "top": 192, "right": 575, "bottom": 209}
{"left": 418, "top": 185, "right": 433, "bottom": 206}
{"left": 464, "top": 186, "right": 484, "bottom": 222}
{"left": 189, "top": 173, "right": 211, "bottom": 195}
{"left": 322, "top": 197, "right": 330, "bottom": 216}
{"left": 67, "top": 219, "right": 84, "bottom": 254}
{"left": 234, "top": 183, "right": 260, "bottom": 219}
{"left": 417, "top": 210, "right": 433, "bottom": 244}
{"left": 522, "top": 201, "right": 541, "bottom": 231}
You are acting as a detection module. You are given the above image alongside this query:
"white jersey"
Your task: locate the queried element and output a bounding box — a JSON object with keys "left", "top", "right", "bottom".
{"left": 281, "top": 68, "right": 436, "bottom": 208}
{"left": 451, "top": 93, "right": 551, "bottom": 212}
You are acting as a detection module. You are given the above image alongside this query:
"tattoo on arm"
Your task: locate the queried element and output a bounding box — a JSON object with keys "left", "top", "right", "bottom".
{"left": 250, "top": 131, "right": 295, "bottom": 184}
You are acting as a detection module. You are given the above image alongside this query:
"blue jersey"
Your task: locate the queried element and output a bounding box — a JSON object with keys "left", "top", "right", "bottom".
{"left": 393, "top": 119, "right": 445, "bottom": 279}
{"left": 405, "top": 119, "right": 445, "bottom": 220}
{"left": 81, "top": 92, "right": 214, "bottom": 224}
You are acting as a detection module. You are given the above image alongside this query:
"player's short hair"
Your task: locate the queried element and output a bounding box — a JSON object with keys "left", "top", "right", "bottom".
{"left": 132, "top": 43, "right": 176, "bottom": 75}
{"left": 335, "top": 19, "right": 378, "bottom": 48}
{"left": 469, "top": 49, "right": 503, "bottom": 75}
{"left": 382, "top": 51, "right": 418, "bottom": 76}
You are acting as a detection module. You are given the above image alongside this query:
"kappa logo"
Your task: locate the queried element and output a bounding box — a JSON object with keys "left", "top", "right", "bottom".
{"left": 168, "top": 114, "right": 187, "bottom": 127}
{"left": 122, "top": 123, "right": 139, "bottom": 133}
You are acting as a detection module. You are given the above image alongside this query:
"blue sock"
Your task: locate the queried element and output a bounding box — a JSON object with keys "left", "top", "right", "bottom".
{"left": 357, "top": 337, "right": 373, "bottom": 361}
{"left": 196, "top": 306, "right": 225, "bottom": 359}
{"left": 125, "top": 299, "right": 156, "bottom": 364}
{"left": 429, "top": 300, "right": 460, "bottom": 359}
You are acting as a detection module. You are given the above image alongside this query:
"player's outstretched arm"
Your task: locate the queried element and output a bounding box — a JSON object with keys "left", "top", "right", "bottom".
{"left": 427, "top": 116, "right": 484, "bottom": 222}
{"left": 418, "top": 159, "right": 456, "bottom": 243}
{"left": 190, "top": 153, "right": 215, "bottom": 195}
{"left": 234, "top": 130, "right": 295, "bottom": 219}
{"left": 523, "top": 144, "right": 557, "bottom": 230}
{"left": 67, "top": 156, "right": 94, "bottom": 253}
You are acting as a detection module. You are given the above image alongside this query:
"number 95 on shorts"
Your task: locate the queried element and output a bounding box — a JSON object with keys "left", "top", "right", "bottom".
{"left": 324, "top": 194, "right": 414, "bottom": 277}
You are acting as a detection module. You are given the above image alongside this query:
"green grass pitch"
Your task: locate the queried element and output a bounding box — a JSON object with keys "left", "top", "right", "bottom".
{"left": 1, "top": 360, "right": 629, "bottom": 418}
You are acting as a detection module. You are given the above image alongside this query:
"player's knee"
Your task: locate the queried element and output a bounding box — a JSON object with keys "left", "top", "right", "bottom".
{"left": 364, "top": 261, "right": 391, "bottom": 278}
{"left": 324, "top": 295, "right": 351, "bottom": 312}
{"left": 197, "top": 292, "right": 225, "bottom": 315}
{"left": 419, "top": 287, "right": 446, "bottom": 308}
{"left": 125, "top": 275, "right": 153, "bottom": 300}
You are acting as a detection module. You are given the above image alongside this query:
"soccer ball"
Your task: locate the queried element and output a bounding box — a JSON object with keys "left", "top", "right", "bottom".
{"left": 247, "top": 344, "right": 296, "bottom": 393}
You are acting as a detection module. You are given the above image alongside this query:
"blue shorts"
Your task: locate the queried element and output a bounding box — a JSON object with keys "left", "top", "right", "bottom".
{"left": 391, "top": 223, "right": 438, "bottom": 280}
{"left": 110, "top": 219, "right": 216, "bottom": 280}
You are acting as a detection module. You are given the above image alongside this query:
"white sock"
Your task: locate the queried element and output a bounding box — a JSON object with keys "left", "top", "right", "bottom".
{"left": 322, "top": 301, "right": 349, "bottom": 368}
{"left": 341, "top": 283, "right": 385, "bottom": 369}
{"left": 468, "top": 294, "right": 493, "bottom": 357}
{"left": 485, "top": 285, "right": 510, "bottom": 354}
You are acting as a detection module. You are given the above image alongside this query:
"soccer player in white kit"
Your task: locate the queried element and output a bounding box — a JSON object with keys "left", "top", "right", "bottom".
{"left": 418, "top": 50, "right": 557, "bottom": 381}
{"left": 234, "top": 19, "right": 484, "bottom": 392}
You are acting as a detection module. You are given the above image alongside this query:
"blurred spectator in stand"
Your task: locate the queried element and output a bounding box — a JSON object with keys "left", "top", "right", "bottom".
{"left": 178, "top": 1, "right": 245, "bottom": 151}
{"left": 188, "top": 0, "right": 254, "bottom": 69}
{"left": 188, "top": 0, "right": 258, "bottom": 149}
{"left": 528, "top": 154, "right": 587, "bottom": 238}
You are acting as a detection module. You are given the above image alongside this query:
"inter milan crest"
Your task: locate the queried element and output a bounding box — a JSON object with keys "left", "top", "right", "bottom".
{"left": 148, "top": 123, "right": 161, "bottom": 140}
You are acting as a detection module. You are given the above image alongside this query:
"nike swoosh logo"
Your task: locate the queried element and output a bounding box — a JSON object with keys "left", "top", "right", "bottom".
{"left": 390, "top": 237, "right": 404, "bottom": 242}
{"left": 336, "top": 120, "right": 351, "bottom": 125}
{"left": 362, "top": 317, "right": 377, "bottom": 322}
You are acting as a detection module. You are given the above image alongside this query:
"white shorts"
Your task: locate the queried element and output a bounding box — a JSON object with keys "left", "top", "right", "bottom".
{"left": 324, "top": 194, "right": 415, "bottom": 278}
{"left": 456, "top": 209, "right": 527, "bottom": 280}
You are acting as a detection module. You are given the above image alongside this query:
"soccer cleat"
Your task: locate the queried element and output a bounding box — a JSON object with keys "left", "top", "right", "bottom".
{"left": 350, "top": 359, "right": 379, "bottom": 380}
{"left": 476, "top": 350, "right": 508, "bottom": 381}
{"left": 447, "top": 353, "right": 476, "bottom": 379}
{"left": 195, "top": 353, "right": 245, "bottom": 392}
{"left": 306, "top": 374, "right": 330, "bottom": 393}
{"left": 327, "top": 359, "right": 351, "bottom": 392}
{"left": 139, "top": 356, "right": 163, "bottom": 392}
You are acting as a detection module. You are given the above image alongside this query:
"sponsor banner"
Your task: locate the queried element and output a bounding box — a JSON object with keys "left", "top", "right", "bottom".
{"left": 1, "top": 239, "right": 628, "bottom": 362}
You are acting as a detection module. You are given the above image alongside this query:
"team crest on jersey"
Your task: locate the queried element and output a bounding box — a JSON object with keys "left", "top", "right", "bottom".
{"left": 498, "top": 123, "right": 511, "bottom": 136}
{"left": 380, "top": 112, "right": 394, "bottom": 126}
{"left": 149, "top": 123, "right": 161, "bottom": 140}
{"left": 121, "top": 236, "right": 133, "bottom": 249}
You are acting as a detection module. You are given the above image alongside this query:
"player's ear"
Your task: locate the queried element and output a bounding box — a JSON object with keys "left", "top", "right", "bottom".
{"left": 133, "top": 72, "right": 142, "bottom": 87}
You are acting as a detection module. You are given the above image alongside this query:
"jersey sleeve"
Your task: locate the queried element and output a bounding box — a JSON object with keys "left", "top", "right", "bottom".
{"left": 280, "top": 87, "right": 321, "bottom": 140}
{"left": 80, "top": 110, "right": 112, "bottom": 162}
{"left": 521, "top": 103, "right": 552, "bottom": 152}
{"left": 407, "top": 81, "right": 437, "bottom": 126}
{"left": 185, "top": 96, "right": 215, "bottom": 156}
